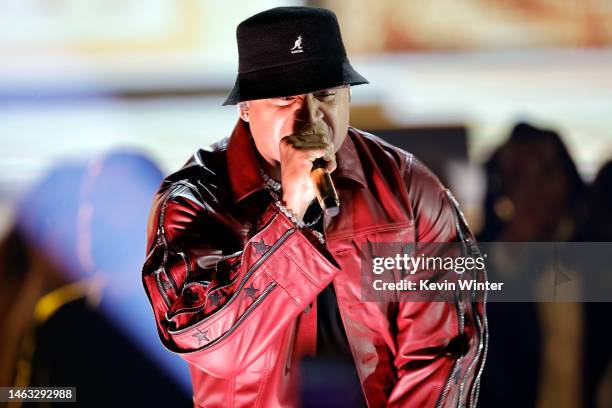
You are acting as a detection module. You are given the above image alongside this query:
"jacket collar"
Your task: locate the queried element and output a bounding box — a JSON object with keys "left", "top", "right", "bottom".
{"left": 226, "top": 120, "right": 366, "bottom": 204}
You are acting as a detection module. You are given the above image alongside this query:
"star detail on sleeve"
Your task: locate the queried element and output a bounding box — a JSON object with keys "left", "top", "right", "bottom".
{"left": 244, "top": 283, "right": 259, "bottom": 299}
{"left": 192, "top": 328, "right": 210, "bottom": 345}
{"left": 252, "top": 238, "right": 272, "bottom": 255}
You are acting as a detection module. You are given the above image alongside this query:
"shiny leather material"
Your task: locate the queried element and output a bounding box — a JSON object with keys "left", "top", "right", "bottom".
{"left": 142, "top": 120, "right": 487, "bottom": 407}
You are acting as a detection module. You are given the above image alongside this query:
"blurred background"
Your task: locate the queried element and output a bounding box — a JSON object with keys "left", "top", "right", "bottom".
{"left": 0, "top": 0, "right": 610, "bottom": 407}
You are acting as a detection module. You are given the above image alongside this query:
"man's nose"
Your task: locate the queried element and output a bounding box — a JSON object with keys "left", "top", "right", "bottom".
{"left": 294, "top": 94, "right": 323, "bottom": 128}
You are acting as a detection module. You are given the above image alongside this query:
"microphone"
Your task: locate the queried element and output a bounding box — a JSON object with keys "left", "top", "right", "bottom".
{"left": 310, "top": 158, "right": 340, "bottom": 217}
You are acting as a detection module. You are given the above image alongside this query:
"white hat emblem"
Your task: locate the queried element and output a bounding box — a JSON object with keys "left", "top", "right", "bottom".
{"left": 290, "top": 35, "right": 303, "bottom": 54}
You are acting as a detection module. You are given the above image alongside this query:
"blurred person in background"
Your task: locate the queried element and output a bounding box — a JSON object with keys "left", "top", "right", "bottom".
{"left": 581, "top": 160, "right": 612, "bottom": 408}
{"left": 479, "top": 122, "right": 588, "bottom": 243}
{"left": 584, "top": 160, "right": 612, "bottom": 241}
{"left": 141, "top": 6, "right": 486, "bottom": 408}
{"left": 0, "top": 153, "right": 191, "bottom": 407}
{"left": 478, "top": 122, "right": 589, "bottom": 408}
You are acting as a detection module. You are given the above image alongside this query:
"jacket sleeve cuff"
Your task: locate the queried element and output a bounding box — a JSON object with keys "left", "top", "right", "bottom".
{"left": 166, "top": 202, "right": 339, "bottom": 361}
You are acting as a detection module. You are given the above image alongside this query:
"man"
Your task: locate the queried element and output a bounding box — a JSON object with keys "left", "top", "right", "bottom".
{"left": 142, "top": 6, "right": 487, "bottom": 407}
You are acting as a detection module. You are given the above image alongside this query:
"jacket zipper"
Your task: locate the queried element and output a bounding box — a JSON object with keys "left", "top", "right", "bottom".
{"left": 463, "top": 314, "right": 485, "bottom": 405}
{"left": 436, "top": 199, "right": 487, "bottom": 408}
{"left": 459, "top": 248, "right": 486, "bottom": 401}
{"left": 458, "top": 305, "right": 482, "bottom": 405}
{"left": 469, "top": 283, "right": 489, "bottom": 407}
{"left": 465, "top": 236, "right": 489, "bottom": 408}
{"left": 155, "top": 268, "right": 172, "bottom": 309}
{"left": 435, "top": 297, "right": 465, "bottom": 408}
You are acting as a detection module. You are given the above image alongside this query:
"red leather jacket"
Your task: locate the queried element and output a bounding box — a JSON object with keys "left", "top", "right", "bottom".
{"left": 142, "top": 121, "right": 487, "bottom": 407}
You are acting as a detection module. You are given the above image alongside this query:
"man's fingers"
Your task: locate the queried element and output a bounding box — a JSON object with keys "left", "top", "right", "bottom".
{"left": 280, "top": 131, "right": 336, "bottom": 171}
{"left": 294, "top": 141, "right": 328, "bottom": 149}
{"left": 323, "top": 150, "right": 337, "bottom": 172}
{"left": 283, "top": 137, "right": 328, "bottom": 150}
{"left": 285, "top": 131, "right": 328, "bottom": 145}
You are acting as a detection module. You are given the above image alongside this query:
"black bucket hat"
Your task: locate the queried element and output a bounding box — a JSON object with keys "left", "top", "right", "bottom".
{"left": 223, "top": 6, "right": 368, "bottom": 105}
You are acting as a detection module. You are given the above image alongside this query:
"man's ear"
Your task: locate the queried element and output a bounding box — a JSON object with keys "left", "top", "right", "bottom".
{"left": 237, "top": 102, "right": 250, "bottom": 122}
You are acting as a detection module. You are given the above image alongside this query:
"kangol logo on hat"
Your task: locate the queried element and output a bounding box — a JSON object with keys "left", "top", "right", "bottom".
{"left": 290, "top": 35, "right": 303, "bottom": 54}
{"left": 223, "top": 6, "right": 368, "bottom": 105}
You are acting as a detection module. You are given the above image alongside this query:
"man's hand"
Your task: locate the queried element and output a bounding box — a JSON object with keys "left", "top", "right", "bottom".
{"left": 279, "top": 129, "right": 336, "bottom": 219}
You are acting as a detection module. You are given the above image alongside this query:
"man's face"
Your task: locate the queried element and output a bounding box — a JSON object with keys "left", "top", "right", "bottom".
{"left": 240, "top": 85, "right": 350, "bottom": 166}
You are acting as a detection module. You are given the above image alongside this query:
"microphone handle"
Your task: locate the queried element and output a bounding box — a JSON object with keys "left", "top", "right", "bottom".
{"left": 310, "top": 158, "right": 340, "bottom": 217}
